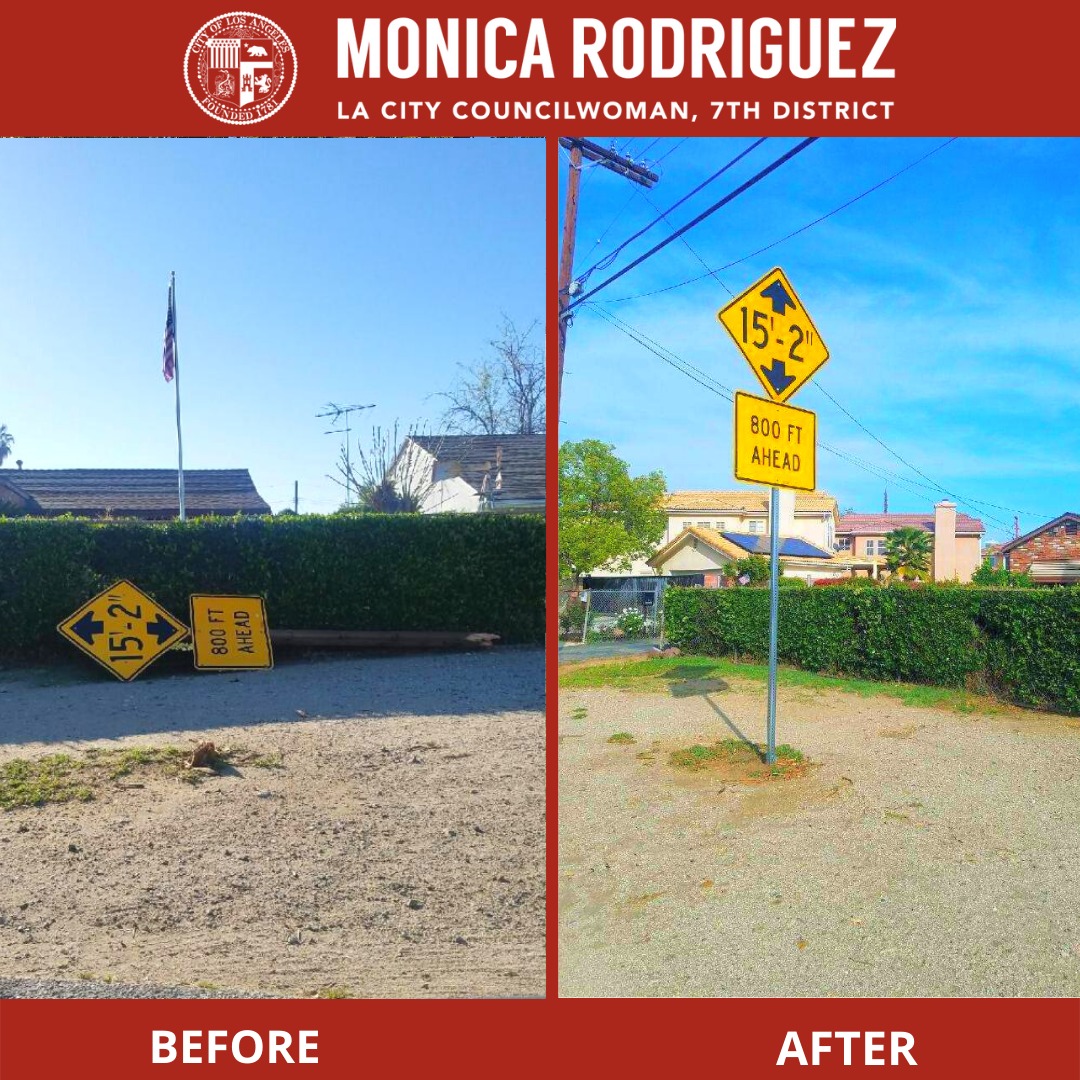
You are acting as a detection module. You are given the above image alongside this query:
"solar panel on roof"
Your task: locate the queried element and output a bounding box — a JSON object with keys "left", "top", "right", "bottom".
{"left": 721, "top": 533, "right": 832, "bottom": 559}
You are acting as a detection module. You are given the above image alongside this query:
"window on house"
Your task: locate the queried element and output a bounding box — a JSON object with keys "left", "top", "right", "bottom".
{"left": 837, "top": 536, "right": 852, "bottom": 551}
{"left": 873, "top": 539, "right": 889, "bottom": 556}
{"left": 697, "top": 521, "right": 711, "bottom": 530}
{"left": 749, "top": 519, "right": 764, "bottom": 534}
{"left": 681, "top": 520, "right": 693, "bottom": 532}
{"left": 717, "top": 520, "right": 727, "bottom": 532}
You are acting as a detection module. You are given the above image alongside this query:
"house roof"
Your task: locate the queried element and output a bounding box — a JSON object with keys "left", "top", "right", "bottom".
{"left": 662, "top": 490, "right": 838, "bottom": 514}
{"left": 0, "top": 469, "right": 270, "bottom": 516}
{"left": 648, "top": 526, "right": 836, "bottom": 569}
{"left": 998, "top": 512, "right": 1080, "bottom": 553}
{"left": 837, "top": 512, "right": 985, "bottom": 536}
{"left": 721, "top": 532, "right": 835, "bottom": 559}
{"left": 409, "top": 434, "right": 544, "bottom": 504}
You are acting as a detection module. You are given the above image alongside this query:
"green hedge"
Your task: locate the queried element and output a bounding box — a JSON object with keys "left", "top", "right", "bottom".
{"left": 664, "top": 585, "right": 1080, "bottom": 714}
{"left": 0, "top": 514, "right": 545, "bottom": 659}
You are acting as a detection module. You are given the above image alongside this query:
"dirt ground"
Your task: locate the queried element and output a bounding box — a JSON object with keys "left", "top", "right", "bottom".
{"left": 559, "top": 673, "right": 1080, "bottom": 998}
{"left": 0, "top": 648, "right": 545, "bottom": 998}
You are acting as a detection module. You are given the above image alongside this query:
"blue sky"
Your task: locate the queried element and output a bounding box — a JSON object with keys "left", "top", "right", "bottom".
{"left": 0, "top": 138, "right": 542, "bottom": 513}
{"left": 559, "top": 137, "right": 1080, "bottom": 543}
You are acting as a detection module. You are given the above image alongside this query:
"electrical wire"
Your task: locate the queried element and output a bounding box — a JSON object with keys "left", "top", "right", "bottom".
{"left": 599, "top": 138, "right": 959, "bottom": 304}
{"left": 582, "top": 304, "right": 1046, "bottom": 533}
{"left": 565, "top": 138, "right": 818, "bottom": 313}
{"left": 653, "top": 139, "right": 688, "bottom": 166}
{"left": 571, "top": 137, "right": 769, "bottom": 288}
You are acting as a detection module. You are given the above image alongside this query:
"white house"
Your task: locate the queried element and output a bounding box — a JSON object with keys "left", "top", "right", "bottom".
{"left": 390, "top": 433, "right": 545, "bottom": 514}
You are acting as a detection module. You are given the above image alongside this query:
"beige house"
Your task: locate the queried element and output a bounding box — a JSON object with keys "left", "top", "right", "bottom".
{"left": 647, "top": 525, "right": 876, "bottom": 584}
{"left": 661, "top": 490, "right": 840, "bottom": 550}
{"left": 835, "top": 502, "right": 984, "bottom": 582}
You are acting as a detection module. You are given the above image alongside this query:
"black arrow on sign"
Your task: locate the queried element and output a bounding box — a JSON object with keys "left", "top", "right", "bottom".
{"left": 70, "top": 610, "right": 104, "bottom": 645}
{"left": 760, "top": 359, "right": 797, "bottom": 397}
{"left": 145, "top": 614, "right": 179, "bottom": 646}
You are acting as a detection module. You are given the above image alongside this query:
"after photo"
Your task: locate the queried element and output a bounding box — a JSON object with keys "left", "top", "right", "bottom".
{"left": 557, "top": 136, "right": 1080, "bottom": 998}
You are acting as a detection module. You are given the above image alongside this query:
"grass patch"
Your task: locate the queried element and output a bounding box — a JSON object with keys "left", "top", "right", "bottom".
{"left": 560, "top": 655, "right": 1002, "bottom": 715}
{"left": 570, "top": 707, "right": 588, "bottom": 721}
{"left": 0, "top": 755, "right": 93, "bottom": 810}
{"left": 668, "top": 738, "right": 809, "bottom": 780}
{"left": 0, "top": 743, "right": 283, "bottom": 810}
{"left": 607, "top": 732, "right": 636, "bottom": 745}
{"left": 317, "top": 986, "right": 352, "bottom": 999}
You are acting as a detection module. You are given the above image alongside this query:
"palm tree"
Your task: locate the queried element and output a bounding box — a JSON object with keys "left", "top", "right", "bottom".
{"left": 884, "top": 526, "right": 933, "bottom": 580}
{"left": 0, "top": 425, "right": 12, "bottom": 467}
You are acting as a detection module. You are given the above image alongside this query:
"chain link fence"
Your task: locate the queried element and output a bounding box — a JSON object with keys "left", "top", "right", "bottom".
{"left": 580, "top": 577, "right": 667, "bottom": 645}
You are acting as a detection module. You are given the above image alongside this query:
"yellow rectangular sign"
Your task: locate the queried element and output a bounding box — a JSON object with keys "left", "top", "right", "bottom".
{"left": 57, "top": 579, "right": 189, "bottom": 681}
{"left": 733, "top": 391, "right": 816, "bottom": 492}
{"left": 189, "top": 595, "right": 273, "bottom": 670}
{"left": 718, "top": 267, "right": 829, "bottom": 404}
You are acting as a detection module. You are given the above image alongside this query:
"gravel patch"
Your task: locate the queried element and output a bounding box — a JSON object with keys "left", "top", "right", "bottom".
{"left": 559, "top": 679, "right": 1080, "bottom": 997}
{"left": 0, "top": 649, "right": 545, "bottom": 999}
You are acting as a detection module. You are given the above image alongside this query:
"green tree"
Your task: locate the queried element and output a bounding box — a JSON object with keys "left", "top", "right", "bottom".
{"left": 971, "top": 558, "right": 1033, "bottom": 587}
{"left": 559, "top": 440, "right": 666, "bottom": 584}
{"left": 725, "top": 554, "right": 770, "bottom": 585}
{"left": 884, "top": 526, "right": 933, "bottom": 580}
{"left": 0, "top": 425, "right": 13, "bottom": 467}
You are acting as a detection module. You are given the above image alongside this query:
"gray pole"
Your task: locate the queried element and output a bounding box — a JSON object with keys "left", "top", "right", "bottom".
{"left": 766, "top": 486, "right": 780, "bottom": 764}
{"left": 294, "top": 480, "right": 299, "bottom": 514}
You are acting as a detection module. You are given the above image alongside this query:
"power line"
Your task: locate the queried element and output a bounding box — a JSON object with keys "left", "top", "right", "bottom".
{"left": 565, "top": 138, "right": 818, "bottom": 314}
{"left": 653, "top": 139, "right": 688, "bottom": 166}
{"left": 599, "top": 137, "right": 959, "bottom": 305}
{"left": 572, "top": 137, "right": 769, "bottom": 287}
{"left": 582, "top": 304, "right": 1045, "bottom": 531}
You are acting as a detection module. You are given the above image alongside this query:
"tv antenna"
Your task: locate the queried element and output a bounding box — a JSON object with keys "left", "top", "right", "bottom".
{"left": 318, "top": 402, "right": 375, "bottom": 506}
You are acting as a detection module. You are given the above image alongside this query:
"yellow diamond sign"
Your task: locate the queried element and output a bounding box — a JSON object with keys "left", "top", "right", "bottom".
{"left": 189, "top": 595, "right": 273, "bottom": 670}
{"left": 733, "top": 391, "right": 816, "bottom": 492}
{"left": 57, "top": 580, "right": 189, "bottom": 681}
{"left": 717, "top": 267, "right": 829, "bottom": 404}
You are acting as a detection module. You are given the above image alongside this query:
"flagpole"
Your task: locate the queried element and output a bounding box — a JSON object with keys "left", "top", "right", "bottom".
{"left": 172, "top": 271, "right": 186, "bottom": 521}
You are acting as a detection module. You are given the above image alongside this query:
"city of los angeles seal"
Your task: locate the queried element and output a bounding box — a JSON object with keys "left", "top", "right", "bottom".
{"left": 184, "top": 12, "right": 297, "bottom": 124}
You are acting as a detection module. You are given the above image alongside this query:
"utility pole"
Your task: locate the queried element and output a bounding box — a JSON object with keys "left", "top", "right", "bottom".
{"left": 557, "top": 138, "right": 659, "bottom": 415}
{"left": 294, "top": 480, "right": 299, "bottom": 514}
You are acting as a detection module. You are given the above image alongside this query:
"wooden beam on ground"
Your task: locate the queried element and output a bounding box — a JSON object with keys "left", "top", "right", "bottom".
{"left": 270, "top": 629, "right": 500, "bottom": 650}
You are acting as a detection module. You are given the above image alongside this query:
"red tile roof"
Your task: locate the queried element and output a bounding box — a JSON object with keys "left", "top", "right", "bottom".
{"left": 837, "top": 512, "right": 984, "bottom": 535}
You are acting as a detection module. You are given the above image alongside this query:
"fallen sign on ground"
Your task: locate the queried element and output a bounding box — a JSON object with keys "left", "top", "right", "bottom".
{"left": 269, "top": 629, "right": 500, "bottom": 650}
{"left": 189, "top": 595, "right": 273, "bottom": 670}
{"left": 57, "top": 579, "right": 189, "bottom": 682}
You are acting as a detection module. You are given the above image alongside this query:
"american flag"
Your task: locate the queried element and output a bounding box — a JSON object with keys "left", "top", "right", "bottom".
{"left": 162, "top": 277, "right": 177, "bottom": 382}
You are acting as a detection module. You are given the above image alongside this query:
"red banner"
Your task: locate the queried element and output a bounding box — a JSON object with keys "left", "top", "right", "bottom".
{"left": 0, "top": 3, "right": 1076, "bottom": 135}
{"left": 2, "top": 999, "right": 1078, "bottom": 1076}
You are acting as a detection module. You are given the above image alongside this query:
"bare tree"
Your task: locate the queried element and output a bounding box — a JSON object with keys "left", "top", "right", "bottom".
{"left": 329, "top": 421, "right": 444, "bottom": 513}
{"left": 438, "top": 318, "right": 545, "bottom": 435}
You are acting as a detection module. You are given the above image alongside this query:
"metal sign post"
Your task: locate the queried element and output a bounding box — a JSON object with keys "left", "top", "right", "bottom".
{"left": 767, "top": 487, "right": 780, "bottom": 765}
{"left": 718, "top": 266, "right": 830, "bottom": 769}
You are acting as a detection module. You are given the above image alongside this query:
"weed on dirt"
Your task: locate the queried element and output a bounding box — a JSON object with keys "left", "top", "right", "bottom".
{"left": 607, "top": 732, "right": 636, "bottom": 745}
{"left": 0, "top": 743, "right": 282, "bottom": 810}
{"left": 668, "top": 738, "right": 810, "bottom": 781}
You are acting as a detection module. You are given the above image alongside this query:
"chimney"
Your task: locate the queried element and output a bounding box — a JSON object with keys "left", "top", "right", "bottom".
{"left": 933, "top": 501, "right": 957, "bottom": 581}
{"left": 776, "top": 488, "right": 796, "bottom": 539}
